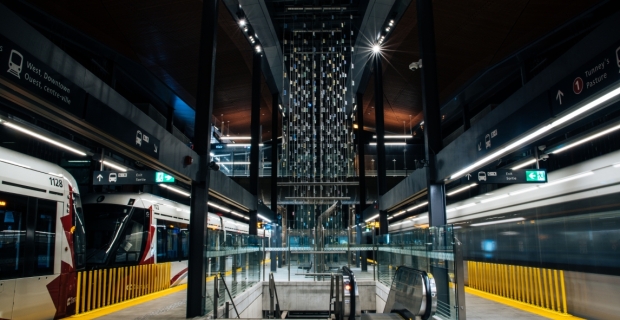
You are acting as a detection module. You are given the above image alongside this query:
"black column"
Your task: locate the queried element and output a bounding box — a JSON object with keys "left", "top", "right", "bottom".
{"left": 373, "top": 55, "right": 388, "bottom": 235}
{"left": 249, "top": 52, "right": 262, "bottom": 235}
{"left": 355, "top": 92, "right": 368, "bottom": 272}
{"left": 417, "top": 0, "right": 446, "bottom": 227}
{"left": 417, "top": 0, "right": 450, "bottom": 310}
{"left": 187, "top": 0, "right": 218, "bottom": 317}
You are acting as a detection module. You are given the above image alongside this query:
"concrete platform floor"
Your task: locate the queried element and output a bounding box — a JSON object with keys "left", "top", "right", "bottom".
{"left": 91, "top": 266, "right": 548, "bottom": 320}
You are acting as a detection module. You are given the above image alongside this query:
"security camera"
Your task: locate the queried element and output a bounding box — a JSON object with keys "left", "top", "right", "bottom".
{"left": 409, "top": 59, "right": 422, "bottom": 71}
{"left": 538, "top": 145, "right": 546, "bottom": 151}
{"left": 539, "top": 154, "right": 549, "bottom": 161}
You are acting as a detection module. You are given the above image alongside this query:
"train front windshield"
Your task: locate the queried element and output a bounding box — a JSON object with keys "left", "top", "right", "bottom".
{"left": 83, "top": 204, "right": 148, "bottom": 266}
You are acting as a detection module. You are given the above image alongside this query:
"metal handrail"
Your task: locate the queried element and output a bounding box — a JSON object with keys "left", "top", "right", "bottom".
{"left": 268, "top": 273, "right": 282, "bottom": 319}
{"left": 217, "top": 273, "right": 240, "bottom": 318}
{"left": 342, "top": 266, "right": 356, "bottom": 320}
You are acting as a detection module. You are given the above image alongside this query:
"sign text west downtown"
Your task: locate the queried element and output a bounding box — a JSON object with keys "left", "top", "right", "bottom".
{"left": 1, "top": 34, "right": 160, "bottom": 158}
{"left": 0, "top": 34, "right": 85, "bottom": 112}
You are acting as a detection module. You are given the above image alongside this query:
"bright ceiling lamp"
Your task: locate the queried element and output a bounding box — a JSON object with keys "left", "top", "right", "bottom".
{"left": 224, "top": 143, "right": 264, "bottom": 147}
{"left": 370, "top": 142, "right": 406, "bottom": 146}
{"left": 101, "top": 160, "right": 127, "bottom": 172}
{"left": 373, "top": 135, "right": 411, "bottom": 139}
{"left": 1, "top": 120, "right": 86, "bottom": 156}
{"left": 216, "top": 162, "right": 250, "bottom": 165}
{"left": 208, "top": 202, "right": 230, "bottom": 212}
{"left": 511, "top": 158, "right": 537, "bottom": 170}
{"left": 406, "top": 201, "right": 428, "bottom": 212}
{"left": 372, "top": 44, "right": 381, "bottom": 53}
{"left": 365, "top": 214, "right": 379, "bottom": 222}
{"left": 225, "top": 136, "right": 251, "bottom": 140}
{"left": 257, "top": 214, "right": 271, "bottom": 222}
{"left": 550, "top": 123, "right": 620, "bottom": 154}
{"left": 159, "top": 184, "right": 191, "bottom": 197}
{"left": 446, "top": 183, "right": 477, "bottom": 196}
{"left": 471, "top": 217, "right": 524, "bottom": 227}
{"left": 450, "top": 85, "right": 620, "bottom": 180}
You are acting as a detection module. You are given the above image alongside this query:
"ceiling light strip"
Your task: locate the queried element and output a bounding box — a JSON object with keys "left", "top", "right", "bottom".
{"left": 2, "top": 121, "right": 87, "bottom": 156}
{"left": 450, "top": 85, "right": 620, "bottom": 180}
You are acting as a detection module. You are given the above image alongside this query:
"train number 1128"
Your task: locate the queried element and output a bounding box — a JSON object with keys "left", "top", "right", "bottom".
{"left": 49, "top": 177, "right": 63, "bottom": 188}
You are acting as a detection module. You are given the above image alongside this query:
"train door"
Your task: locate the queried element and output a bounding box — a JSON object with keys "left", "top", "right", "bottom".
{"left": 1, "top": 193, "right": 60, "bottom": 319}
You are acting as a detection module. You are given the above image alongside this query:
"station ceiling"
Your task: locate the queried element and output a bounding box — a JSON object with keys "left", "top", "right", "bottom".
{"left": 5, "top": 0, "right": 604, "bottom": 141}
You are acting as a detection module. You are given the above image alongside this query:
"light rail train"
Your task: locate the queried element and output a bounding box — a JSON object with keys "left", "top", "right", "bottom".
{"left": 0, "top": 146, "right": 269, "bottom": 319}
{"left": 389, "top": 148, "right": 620, "bottom": 319}
{"left": 0, "top": 146, "right": 85, "bottom": 319}
{"left": 81, "top": 192, "right": 271, "bottom": 287}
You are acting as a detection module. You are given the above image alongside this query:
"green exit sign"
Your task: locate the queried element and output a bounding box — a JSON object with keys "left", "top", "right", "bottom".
{"left": 155, "top": 172, "right": 175, "bottom": 183}
{"left": 525, "top": 170, "right": 547, "bottom": 182}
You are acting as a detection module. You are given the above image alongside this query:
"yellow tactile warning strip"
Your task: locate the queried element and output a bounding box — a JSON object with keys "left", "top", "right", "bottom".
{"left": 66, "top": 283, "right": 187, "bottom": 319}
{"left": 465, "top": 287, "right": 585, "bottom": 320}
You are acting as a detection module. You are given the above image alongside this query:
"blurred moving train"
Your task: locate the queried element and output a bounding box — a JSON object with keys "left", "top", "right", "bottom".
{"left": 389, "top": 148, "right": 620, "bottom": 319}
{"left": 0, "top": 146, "right": 269, "bottom": 319}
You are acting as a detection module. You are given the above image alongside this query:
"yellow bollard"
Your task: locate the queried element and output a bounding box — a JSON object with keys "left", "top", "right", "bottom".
{"left": 102, "top": 270, "right": 108, "bottom": 307}
{"left": 86, "top": 271, "right": 92, "bottom": 312}
{"left": 547, "top": 269, "right": 555, "bottom": 311}
{"left": 560, "top": 270, "right": 568, "bottom": 314}
{"left": 554, "top": 270, "right": 561, "bottom": 312}
{"left": 76, "top": 272, "right": 82, "bottom": 314}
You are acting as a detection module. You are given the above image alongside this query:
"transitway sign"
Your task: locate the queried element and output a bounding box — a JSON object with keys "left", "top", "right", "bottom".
{"left": 462, "top": 169, "right": 547, "bottom": 184}
{"left": 93, "top": 171, "right": 175, "bottom": 185}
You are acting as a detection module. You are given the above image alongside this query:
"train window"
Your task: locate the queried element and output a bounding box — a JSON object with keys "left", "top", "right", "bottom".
{"left": 114, "top": 208, "right": 148, "bottom": 264}
{"left": 156, "top": 220, "right": 189, "bottom": 262}
{"left": 83, "top": 204, "right": 146, "bottom": 266}
{"left": 32, "top": 199, "right": 56, "bottom": 276}
{"left": 0, "top": 192, "right": 27, "bottom": 280}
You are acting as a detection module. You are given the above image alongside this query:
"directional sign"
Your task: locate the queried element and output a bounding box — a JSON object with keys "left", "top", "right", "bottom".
{"left": 155, "top": 172, "right": 175, "bottom": 183}
{"left": 461, "top": 169, "right": 547, "bottom": 184}
{"left": 93, "top": 171, "right": 176, "bottom": 185}
{"left": 525, "top": 170, "right": 547, "bottom": 182}
{"left": 550, "top": 41, "right": 620, "bottom": 116}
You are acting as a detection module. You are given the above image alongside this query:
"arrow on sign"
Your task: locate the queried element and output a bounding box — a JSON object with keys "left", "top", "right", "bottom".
{"left": 528, "top": 172, "right": 537, "bottom": 180}
{"left": 465, "top": 174, "right": 472, "bottom": 181}
{"left": 96, "top": 174, "right": 103, "bottom": 182}
{"left": 556, "top": 90, "right": 564, "bottom": 105}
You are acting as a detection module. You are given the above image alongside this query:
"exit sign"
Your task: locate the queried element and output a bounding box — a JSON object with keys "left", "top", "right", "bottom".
{"left": 525, "top": 170, "right": 547, "bottom": 182}
{"left": 155, "top": 172, "right": 175, "bottom": 183}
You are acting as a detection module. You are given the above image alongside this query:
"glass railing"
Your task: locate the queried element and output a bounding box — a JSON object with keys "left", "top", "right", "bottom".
{"left": 202, "top": 226, "right": 462, "bottom": 319}
{"left": 205, "top": 230, "right": 263, "bottom": 315}
{"left": 374, "top": 225, "right": 460, "bottom": 320}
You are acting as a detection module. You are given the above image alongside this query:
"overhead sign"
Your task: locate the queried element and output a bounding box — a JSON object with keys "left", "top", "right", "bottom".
{"left": 93, "top": 171, "right": 175, "bottom": 185}
{"left": 0, "top": 35, "right": 86, "bottom": 117}
{"left": 85, "top": 97, "right": 160, "bottom": 159}
{"left": 550, "top": 42, "right": 620, "bottom": 116}
{"left": 461, "top": 169, "right": 547, "bottom": 184}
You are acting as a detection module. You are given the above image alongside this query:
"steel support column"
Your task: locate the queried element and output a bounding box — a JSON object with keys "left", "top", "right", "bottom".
{"left": 417, "top": 0, "right": 446, "bottom": 227}
{"left": 417, "top": 0, "right": 451, "bottom": 312}
{"left": 355, "top": 92, "right": 367, "bottom": 272}
{"left": 187, "top": 0, "right": 218, "bottom": 317}
{"left": 373, "top": 55, "right": 388, "bottom": 235}
{"left": 249, "top": 52, "right": 262, "bottom": 236}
